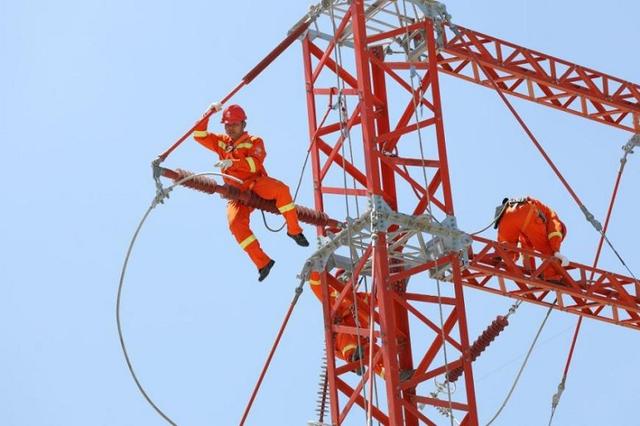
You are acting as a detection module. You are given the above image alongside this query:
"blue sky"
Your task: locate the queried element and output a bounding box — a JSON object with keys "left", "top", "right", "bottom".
{"left": 2, "top": 0, "right": 639, "bottom": 425}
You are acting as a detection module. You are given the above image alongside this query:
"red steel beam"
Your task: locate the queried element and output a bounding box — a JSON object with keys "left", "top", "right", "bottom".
{"left": 463, "top": 235, "right": 640, "bottom": 330}
{"left": 438, "top": 24, "right": 640, "bottom": 132}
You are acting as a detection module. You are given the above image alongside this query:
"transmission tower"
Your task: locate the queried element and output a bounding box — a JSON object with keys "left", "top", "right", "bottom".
{"left": 298, "top": 1, "right": 639, "bottom": 424}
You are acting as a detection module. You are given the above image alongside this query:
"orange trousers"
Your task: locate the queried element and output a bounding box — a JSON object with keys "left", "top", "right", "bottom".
{"left": 227, "top": 176, "right": 303, "bottom": 269}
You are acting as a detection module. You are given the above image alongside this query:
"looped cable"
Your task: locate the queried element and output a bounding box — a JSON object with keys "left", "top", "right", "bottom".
{"left": 117, "top": 171, "right": 244, "bottom": 426}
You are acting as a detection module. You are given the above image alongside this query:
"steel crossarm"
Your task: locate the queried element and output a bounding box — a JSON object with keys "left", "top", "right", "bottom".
{"left": 463, "top": 236, "right": 640, "bottom": 330}
{"left": 437, "top": 24, "right": 640, "bottom": 132}
{"left": 307, "top": 1, "right": 640, "bottom": 132}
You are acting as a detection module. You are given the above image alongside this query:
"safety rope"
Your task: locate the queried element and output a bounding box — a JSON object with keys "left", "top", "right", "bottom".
{"left": 324, "top": 3, "right": 375, "bottom": 424}
{"left": 260, "top": 94, "right": 337, "bottom": 232}
{"left": 470, "top": 202, "right": 509, "bottom": 236}
{"left": 239, "top": 278, "right": 307, "bottom": 425}
{"left": 117, "top": 171, "right": 244, "bottom": 426}
{"left": 547, "top": 135, "right": 639, "bottom": 425}
{"left": 484, "top": 300, "right": 555, "bottom": 426}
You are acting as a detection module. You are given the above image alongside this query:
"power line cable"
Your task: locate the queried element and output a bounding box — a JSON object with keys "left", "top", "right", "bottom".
{"left": 117, "top": 171, "right": 243, "bottom": 426}
{"left": 484, "top": 301, "right": 555, "bottom": 426}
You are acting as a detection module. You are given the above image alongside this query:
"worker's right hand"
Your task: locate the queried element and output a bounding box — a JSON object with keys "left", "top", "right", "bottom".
{"left": 205, "top": 102, "right": 223, "bottom": 115}
{"left": 554, "top": 251, "right": 569, "bottom": 267}
{"left": 214, "top": 159, "right": 233, "bottom": 170}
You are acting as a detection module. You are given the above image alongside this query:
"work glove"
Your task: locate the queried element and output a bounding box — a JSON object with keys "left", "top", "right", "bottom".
{"left": 205, "top": 101, "right": 223, "bottom": 114}
{"left": 554, "top": 251, "right": 569, "bottom": 267}
{"left": 214, "top": 159, "right": 233, "bottom": 170}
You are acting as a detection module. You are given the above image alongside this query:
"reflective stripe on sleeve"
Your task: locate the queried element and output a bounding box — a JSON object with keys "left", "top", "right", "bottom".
{"left": 548, "top": 231, "right": 563, "bottom": 240}
{"left": 235, "top": 143, "right": 253, "bottom": 149}
{"left": 341, "top": 344, "right": 357, "bottom": 358}
{"left": 245, "top": 157, "right": 257, "bottom": 173}
{"left": 218, "top": 141, "right": 227, "bottom": 150}
{"left": 278, "top": 202, "right": 295, "bottom": 213}
{"left": 310, "top": 279, "right": 321, "bottom": 286}
{"left": 239, "top": 235, "right": 257, "bottom": 249}
{"left": 193, "top": 130, "right": 208, "bottom": 138}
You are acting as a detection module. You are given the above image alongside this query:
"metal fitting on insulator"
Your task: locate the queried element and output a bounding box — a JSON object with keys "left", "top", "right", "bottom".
{"left": 446, "top": 315, "right": 509, "bottom": 383}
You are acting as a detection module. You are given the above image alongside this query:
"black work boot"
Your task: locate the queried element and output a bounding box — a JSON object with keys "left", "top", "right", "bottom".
{"left": 287, "top": 232, "right": 309, "bottom": 247}
{"left": 258, "top": 259, "right": 276, "bottom": 282}
{"left": 350, "top": 346, "right": 365, "bottom": 362}
{"left": 350, "top": 346, "right": 365, "bottom": 376}
{"left": 399, "top": 369, "right": 415, "bottom": 382}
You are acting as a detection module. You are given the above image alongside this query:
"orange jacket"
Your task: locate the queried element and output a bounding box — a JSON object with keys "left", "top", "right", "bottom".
{"left": 193, "top": 117, "right": 267, "bottom": 187}
{"left": 497, "top": 197, "right": 566, "bottom": 255}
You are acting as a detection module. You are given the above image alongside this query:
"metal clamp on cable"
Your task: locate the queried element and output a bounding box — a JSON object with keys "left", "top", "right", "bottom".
{"left": 289, "top": 0, "right": 327, "bottom": 36}
{"left": 420, "top": 0, "right": 459, "bottom": 46}
{"left": 621, "top": 134, "right": 640, "bottom": 165}
{"left": 151, "top": 157, "right": 170, "bottom": 206}
{"left": 579, "top": 204, "right": 603, "bottom": 233}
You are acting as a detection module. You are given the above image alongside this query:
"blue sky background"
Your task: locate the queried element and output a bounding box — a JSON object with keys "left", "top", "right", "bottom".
{"left": 2, "top": 0, "right": 639, "bottom": 425}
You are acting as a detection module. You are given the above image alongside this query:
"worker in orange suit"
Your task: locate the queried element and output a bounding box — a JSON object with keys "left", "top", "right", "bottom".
{"left": 494, "top": 197, "right": 569, "bottom": 281}
{"left": 308, "top": 271, "right": 384, "bottom": 377}
{"left": 193, "top": 104, "right": 309, "bottom": 282}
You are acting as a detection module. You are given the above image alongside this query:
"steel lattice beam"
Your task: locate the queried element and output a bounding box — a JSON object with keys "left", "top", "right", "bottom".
{"left": 437, "top": 24, "right": 640, "bottom": 133}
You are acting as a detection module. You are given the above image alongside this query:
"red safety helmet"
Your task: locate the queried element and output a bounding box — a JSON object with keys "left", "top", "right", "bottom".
{"left": 221, "top": 104, "right": 247, "bottom": 124}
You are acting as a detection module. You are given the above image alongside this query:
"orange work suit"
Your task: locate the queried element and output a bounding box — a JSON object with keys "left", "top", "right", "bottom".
{"left": 193, "top": 117, "right": 303, "bottom": 269}
{"left": 497, "top": 197, "right": 567, "bottom": 280}
{"left": 309, "top": 272, "right": 384, "bottom": 377}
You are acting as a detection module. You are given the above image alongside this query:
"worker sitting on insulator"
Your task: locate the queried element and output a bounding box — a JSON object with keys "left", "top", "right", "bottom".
{"left": 308, "top": 271, "right": 384, "bottom": 377}
{"left": 193, "top": 104, "right": 309, "bottom": 281}
{"left": 494, "top": 196, "right": 569, "bottom": 281}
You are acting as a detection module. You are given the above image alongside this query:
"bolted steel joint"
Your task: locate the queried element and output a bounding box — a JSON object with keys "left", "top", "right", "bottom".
{"left": 623, "top": 134, "right": 640, "bottom": 155}
{"left": 370, "top": 195, "right": 391, "bottom": 234}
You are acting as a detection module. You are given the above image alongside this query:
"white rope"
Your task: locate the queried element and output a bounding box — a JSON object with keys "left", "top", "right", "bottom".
{"left": 260, "top": 140, "right": 312, "bottom": 232}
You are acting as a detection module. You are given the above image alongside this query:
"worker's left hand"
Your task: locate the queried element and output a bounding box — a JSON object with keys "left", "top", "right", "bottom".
{"left": 554, "top": 251, "right": 569, "bottom": 267}
{"left": 214, "top": 159, "right": 233, "bottom": 170}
